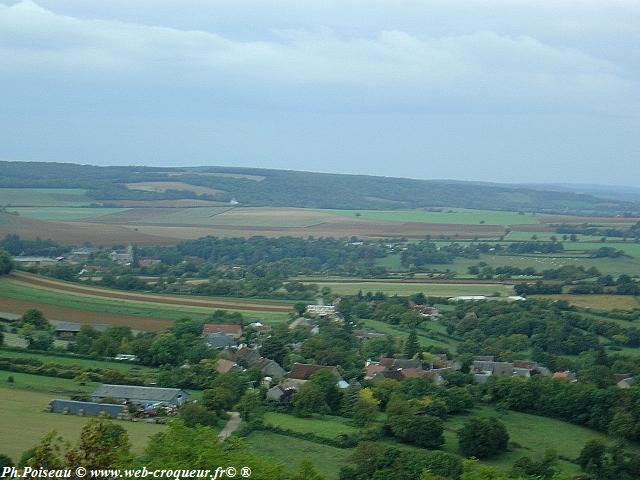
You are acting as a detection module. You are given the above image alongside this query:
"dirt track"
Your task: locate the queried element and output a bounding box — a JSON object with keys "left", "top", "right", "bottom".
{"left": 10, "top": 272, "right": 293, "bottom": 313}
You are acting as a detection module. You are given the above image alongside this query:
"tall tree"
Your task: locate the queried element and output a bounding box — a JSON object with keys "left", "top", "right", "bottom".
{"left": 404, "top": 328, "right": 420, "bottom": 358}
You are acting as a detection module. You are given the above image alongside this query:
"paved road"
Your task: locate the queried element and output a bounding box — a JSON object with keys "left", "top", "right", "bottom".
{"left": 218, "top": 411, "right": 241, "bottom": 441}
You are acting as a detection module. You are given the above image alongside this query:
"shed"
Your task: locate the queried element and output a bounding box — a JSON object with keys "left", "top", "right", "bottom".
{"left": 91, "top": 384, "right": 188, "bottom": 406}
{"left": 48, "top": 399, "right": 127, "bottom": 418}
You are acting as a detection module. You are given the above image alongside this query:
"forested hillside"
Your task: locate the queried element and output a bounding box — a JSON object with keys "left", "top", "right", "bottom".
{"left": 1, "top": 161, "right": 637, "bottom": 214}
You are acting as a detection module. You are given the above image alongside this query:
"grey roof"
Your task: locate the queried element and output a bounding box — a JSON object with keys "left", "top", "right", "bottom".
{"left": 92, "top": 384, "right": 188, "bottom": 402}
{"left": 55, "top": 322, "right": 82, "bottom": 332}
{"left": 206, "top": 333, "right": 237, "bottom": 348}
{"left": 55, "top": 322, "right": 110, "bottom": 332}
{"left": 49, "top": 400, "right": 126, "bottom": 418}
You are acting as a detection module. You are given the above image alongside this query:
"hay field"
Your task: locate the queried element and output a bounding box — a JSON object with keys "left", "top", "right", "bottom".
{"left": 125, "top": 181, "right": 224, "bottom": 195}
{"left": 308, "top": 280, "right": 514, "bottom": 297}
{"left": 326, "top": 208, "right": 538, "bottom": 225}
{"left": 0, "top": 188, "right": 91, "bottom": 207}
{"left": 0, "top": 273, "right": 292, "bottom": 331}
{"left": 532, "top": 294, "right": 640, "bottom": 311}
{"left": 0, "top": 385, "right": 164, "bottom": 460}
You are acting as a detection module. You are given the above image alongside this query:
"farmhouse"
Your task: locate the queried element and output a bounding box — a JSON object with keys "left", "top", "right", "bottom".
{"left": 266, "top": 384, "right": 296, "bottom": 403}
{"left": 54, "top": 321, "right": 109, "bottom": 339}
{"left": 48, "top": 399, "right": 127, "bottom": 419}
{"left": 11, "top": 256, "right": 63, "bottom": 267}
{"left": 472, "top": 358, "right": 550, "bottom": 383}
{"left": 305, "top": 304, "right": 336, "bottom": 317}
{"left": 231, "top": 346, "right": 286, "bottom": 378}
{"left": 409, "top": 302, "right": 441, "bottom": 318}
{"left": 202, "top": 323, "right": 242, "bottom": 339}
{"left": 91, "top": 384, "right": 189, "bottom": 406}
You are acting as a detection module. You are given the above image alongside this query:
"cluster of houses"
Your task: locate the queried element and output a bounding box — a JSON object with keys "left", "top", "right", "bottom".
{"left": 470, "top": 357, "right": 551, "bottom": 382}
{"left": 363, "top": 354, "right": 459, "bottom": 384}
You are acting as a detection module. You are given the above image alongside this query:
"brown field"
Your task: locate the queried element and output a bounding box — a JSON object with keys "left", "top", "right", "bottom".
{"left": 532, "top": 294, "right": 640, "bottom": 311}
{"left": 10, "top": 272, "right": 293, "bottom": 313}
{"left": 0, "top": 213, "right": 179, "bottom": 246}
{"left": 125, "top": 181, "right": 224, "bottom": 195}
{"left": 508, "top": 224, "right": 555, "bottom": 232}
{"left": 0, "top": 297, "right": 173, "bottom": 331}
{"left": 0, "top": 209, "right": 506, "bottom": 245}
{"left": 105, "top": 199, "right": 228, "bottom": 208}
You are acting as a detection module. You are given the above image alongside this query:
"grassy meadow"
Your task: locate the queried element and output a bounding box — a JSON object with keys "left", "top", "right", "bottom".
{"left": 0, "top": 188, "right": 92, "bottom": 207}
{"left": 7, "top": 207, "right": 128, "bottom": 221}
{"left": 442, "top": 406, "right": 640, "bottom": 475}
{"left": 306, "top": 281, "right": 514, "bottom": 297}
{"left": 262, "top": 412, "right": 360, "bottom": 440}
{"left": 245, "top": 431, "right": 352, "bottom": 479}
{"left": 0, "top": 385, "right": 165, "bottom": 461}
{"left": 0, "top": 276, "right": 291, "bottom": 329}
{"left": 327, "top": 208, "right": 538, "bottom": 225}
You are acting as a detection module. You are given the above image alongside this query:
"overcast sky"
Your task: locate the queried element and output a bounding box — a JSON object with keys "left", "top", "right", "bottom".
{"left": 1, "top": 0, "right": 638, "bottom": 185}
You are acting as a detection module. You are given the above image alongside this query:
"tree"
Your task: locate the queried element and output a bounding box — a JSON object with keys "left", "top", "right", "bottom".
{"left": 144, "top": 421, "right": 286, "bottom": 479}
{"left": 0, "top": 453, "right": 14, "bottom": 469}
{"left": 20, "top": 309, "right": 49, "bottom": 329}
{"left": 260, "top": 332, "right": 289, "bottom": 365}
{"left": 293, "top": 382, "right": 329, "bottom": 417}
{"left": 0, "top": 249, "right": 12, "bottom": 275}
{"left": 65, "top": 419, "right": 132, "bottom": 468}
{"left": 576, "top": 439, "right": 606, "bottom": 473}
{"left": 292, "top": 460, "right": 325, "bottom": 480}
{"left": 26, "top": 331, "right": 54, "bottom": 351}
{"left": 202, "top": 387, "right": 237, "bottom": 414}
{"left": 389, "top": 413, "right": 444, "bottom": 448}
{"left": 179, "top": 404, "right": 219, "bottom": 428}
{"left": 458, "top": 417, "right": 509, "bottom": 459}
{"left": 404, "top": 328, "right": 420, "bottom": 358}
{"left": 351, "top": 388, "right": 379, "bottom": 426}
{"left": 237, "top": 389, "right": 264, "bottom": 422}
{"left": 149, "top": 333, "right": 184, "bottom": 366}
{"left": 293, "top": 302, "right": 307, "bottom": 317}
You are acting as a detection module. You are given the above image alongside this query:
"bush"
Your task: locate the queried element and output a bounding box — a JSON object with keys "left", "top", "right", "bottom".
{"left": 458, "top": 417, "right": 509, "bottom": 459}
{"left": 389, "top": 413, "right": 444, "bottom": 449}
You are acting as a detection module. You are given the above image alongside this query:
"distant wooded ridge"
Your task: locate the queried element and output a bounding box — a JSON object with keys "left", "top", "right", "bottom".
{"left": 1, "top": 161, "right": 638, "bottom": 215}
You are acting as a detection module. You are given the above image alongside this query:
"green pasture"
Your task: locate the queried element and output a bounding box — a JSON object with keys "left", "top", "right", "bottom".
{"left": 0, "top": 368, "right": 98, "bottom": 395}
{"left": 325, "top": 208, "right": 538, "bottom": 226}
{"left": 0, "top": 349, "right": 157, "bottom": 374}
{"left": 262, "top": 412, "right": 359, "bottom": 440}
{"left": 101, "top": 207, "right": 326, "bottom": 228}
{"left": 7, "top": 207, "right": 128, "bottom": 221}
{"left": 309, "top": 281, "right": 513, "bottom": 297}
{"left": 245, "top": 431, "right": 352, "bottom": 479}
{"left": 0, "top": 384, "right": 164, "bottom": 461}
{"left": 0, "top": 188, "right": 91, "bottom": 207}
{"left": 563, "top": 241, "right": 640, "bottom": 256}
{"left": 0, "top": 278, "right": 290, "bottom": 324}
{"left": 443, "top": 406, "right": 640, "bottom": 475}
{"left": 448, "top": 254, "right": 640, "bottom": 277}
{"left": 361, "top": 318, "right": 457, "bottom": 351}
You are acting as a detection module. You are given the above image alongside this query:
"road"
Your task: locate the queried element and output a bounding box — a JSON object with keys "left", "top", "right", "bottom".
{"left": 218, "top": 411, "right": 241, "bottom": 441}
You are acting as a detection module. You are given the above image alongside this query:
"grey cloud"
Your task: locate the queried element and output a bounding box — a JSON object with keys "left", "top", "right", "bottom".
{"left": 0, "top": 1, "right": 636, "bottom": 114}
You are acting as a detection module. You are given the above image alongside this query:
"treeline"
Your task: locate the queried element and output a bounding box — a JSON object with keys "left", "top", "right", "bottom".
{"left": 0, "top": 234, "right": 69, "bottom": 257}
{"left": 401, "top": 240, "right": 567, "bottom": 270}
{"left": 138, "top": 235, "right": 389, "bottom": 276}
{"left": 486, "top": 375, "right": 640, "bottom": 441}
{"left": 450, "top": 300, "right": 599, "bottom": 356}
{"left": 556, "top": 221, "right": 640, "bottom": 239}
